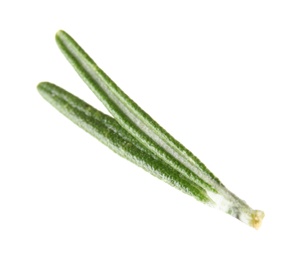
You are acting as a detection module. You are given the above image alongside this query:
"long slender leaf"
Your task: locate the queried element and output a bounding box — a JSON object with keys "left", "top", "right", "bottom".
{"left": 55, "top": 30, "right": 216, "bottom": 193}
{"left": 37, "top": 82, "right": 212, "bottom": 204}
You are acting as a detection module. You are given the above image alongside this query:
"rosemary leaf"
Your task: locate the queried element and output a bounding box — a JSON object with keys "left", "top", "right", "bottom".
{"left": 37, "top": 82, "right": 212, "bottom": 204}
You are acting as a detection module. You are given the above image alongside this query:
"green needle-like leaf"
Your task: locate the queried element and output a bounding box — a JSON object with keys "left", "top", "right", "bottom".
{"left": 38, "top": 82, "right": 212, "bottom": 204}
{"left": 55, "top": 30, "right": 216, "bottom": 193}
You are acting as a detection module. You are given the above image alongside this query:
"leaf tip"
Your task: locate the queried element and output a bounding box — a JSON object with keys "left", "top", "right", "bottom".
{"left": 55, "top": 30, "right": 70, "bottom": 45}
{"left": 55, "top": 29, "right": 66, "bottom": 38}
{"left": 37, "top": 81, "right": 46, "bottom": 93}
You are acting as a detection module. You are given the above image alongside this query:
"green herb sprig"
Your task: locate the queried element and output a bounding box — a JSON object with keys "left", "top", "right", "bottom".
{"left": 38, "top": 30, "right": 264, "bottom": 229}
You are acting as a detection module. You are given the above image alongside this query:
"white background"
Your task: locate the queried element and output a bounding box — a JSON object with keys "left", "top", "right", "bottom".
{"left": 1, "top": 1, "right": 293, "bottom": 259}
